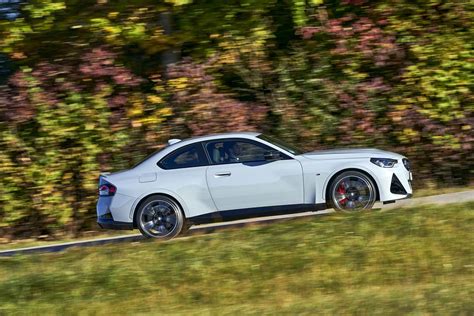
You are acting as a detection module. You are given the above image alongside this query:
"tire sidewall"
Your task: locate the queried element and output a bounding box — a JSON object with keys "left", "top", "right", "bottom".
{"left": 136, "top": 195, "right": 185, "bottom": 239}
{"left": 329, "top": 171, "right": 376, "bottom": 212}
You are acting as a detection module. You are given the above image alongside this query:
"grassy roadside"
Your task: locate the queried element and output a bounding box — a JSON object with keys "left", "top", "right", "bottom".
{"left": 1, "top": 186, "right": 473, "bottom": 252}
{"left": 1, "top": 202, "right": 473, "bottom": 315}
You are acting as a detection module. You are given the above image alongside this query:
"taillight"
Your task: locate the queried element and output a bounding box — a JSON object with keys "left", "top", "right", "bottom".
{"left": 98, "top": 182, "right": 116, "bottom": 196}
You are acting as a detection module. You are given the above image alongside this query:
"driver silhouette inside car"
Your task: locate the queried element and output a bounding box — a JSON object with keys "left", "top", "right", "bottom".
{"left": 224, "top": 142, "right": 242, "bottom": 163}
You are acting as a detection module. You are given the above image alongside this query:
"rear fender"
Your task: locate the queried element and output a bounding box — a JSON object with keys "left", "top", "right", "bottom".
{"left": 129, "top": 189, "right": 190, "bottom": 221}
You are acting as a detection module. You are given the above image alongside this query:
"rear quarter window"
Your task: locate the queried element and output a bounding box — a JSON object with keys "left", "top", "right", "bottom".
{"left": 158, "top": 143, "right": 208, "bottom": 170}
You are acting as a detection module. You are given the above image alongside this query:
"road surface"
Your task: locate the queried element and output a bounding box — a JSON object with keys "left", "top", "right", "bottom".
{"left": 1, "top": 190, "right": 473, "bottom": 257}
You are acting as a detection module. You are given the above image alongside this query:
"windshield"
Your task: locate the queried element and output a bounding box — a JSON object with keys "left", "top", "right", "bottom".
{"left": 257, "top": 134, "right": 304, "bottom": 155}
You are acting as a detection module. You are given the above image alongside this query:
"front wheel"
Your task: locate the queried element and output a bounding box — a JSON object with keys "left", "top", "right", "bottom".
{"left": 328, "top": 171, "right": 376, "bottom": 212}
{"left": 136, "top": 195, "right": 186, "bottom": 239}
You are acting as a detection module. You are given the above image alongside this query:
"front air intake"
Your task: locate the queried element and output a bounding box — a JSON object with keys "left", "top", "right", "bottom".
{"left": 390, "top": 174, "right": 407, "bottom": 195}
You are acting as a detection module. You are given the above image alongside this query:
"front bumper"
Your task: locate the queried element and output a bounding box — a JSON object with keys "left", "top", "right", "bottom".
{"left": 375, "top": 162, "right": 413, "bottom": 202}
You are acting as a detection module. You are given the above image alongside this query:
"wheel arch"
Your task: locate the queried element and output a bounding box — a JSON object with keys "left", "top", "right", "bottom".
{"left": 324, "top": 168, "right": 380, "bottom": 203}
{"left": 132, "top": 192, "right": 187, "bottom": 228}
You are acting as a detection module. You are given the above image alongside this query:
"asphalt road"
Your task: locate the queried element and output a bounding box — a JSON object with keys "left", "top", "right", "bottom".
{"left": 1, "top": 190, "right": 473, "bottom": 257}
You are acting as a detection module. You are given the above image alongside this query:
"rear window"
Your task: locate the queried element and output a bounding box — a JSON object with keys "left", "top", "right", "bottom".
{"left": 158, "top": 143, "right": 208, "bottom": 170}
{"left": 133, "top": 147, "right": 166, "bottom": 168}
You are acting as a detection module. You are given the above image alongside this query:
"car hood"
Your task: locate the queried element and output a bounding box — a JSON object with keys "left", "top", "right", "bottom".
{"left": 302, "top": 148, "right": 405, "bottom": 160}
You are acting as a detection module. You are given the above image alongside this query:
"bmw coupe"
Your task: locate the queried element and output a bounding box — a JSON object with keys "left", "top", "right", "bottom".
{"left": 97, "top": 132, "right": 413, "bottom": 239}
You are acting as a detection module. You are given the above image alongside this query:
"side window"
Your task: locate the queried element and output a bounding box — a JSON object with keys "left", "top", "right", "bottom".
{"left": 158, "top": 143, "right": 208, "bottom": 170}
{"left": 206, "top": 140, "right": 275, "bottom": 164}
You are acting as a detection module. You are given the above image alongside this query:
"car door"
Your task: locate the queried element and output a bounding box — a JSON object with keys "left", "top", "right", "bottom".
{"left": 205, "top": 138, "right": 304, "bottom": 211}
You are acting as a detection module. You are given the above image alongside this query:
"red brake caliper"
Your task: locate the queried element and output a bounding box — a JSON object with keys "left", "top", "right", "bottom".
{"left": 337, "top": 182, "right": 347, "bottom": 205}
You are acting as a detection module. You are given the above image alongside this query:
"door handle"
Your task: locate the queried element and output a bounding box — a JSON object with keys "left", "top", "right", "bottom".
{"left": 215, "top": 172, "right": 231, "bottom": 177}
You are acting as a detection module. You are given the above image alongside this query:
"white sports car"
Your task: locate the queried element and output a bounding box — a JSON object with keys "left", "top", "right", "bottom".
{"left": 97, "top": 132, "right": 412, "bottom": 239}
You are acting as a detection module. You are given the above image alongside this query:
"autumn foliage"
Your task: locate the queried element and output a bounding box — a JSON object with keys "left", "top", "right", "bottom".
{"left": 0, "top": 0, "right": 472, "bottom": 238}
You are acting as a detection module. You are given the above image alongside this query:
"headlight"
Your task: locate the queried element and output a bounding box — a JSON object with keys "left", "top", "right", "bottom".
{"left": 370, "top": 158, "right": 398, "bottom": 168}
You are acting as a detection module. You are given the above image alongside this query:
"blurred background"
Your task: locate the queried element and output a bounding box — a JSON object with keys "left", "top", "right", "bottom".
{"left": 0, "top": 0, "right": 472, "bottom": 240}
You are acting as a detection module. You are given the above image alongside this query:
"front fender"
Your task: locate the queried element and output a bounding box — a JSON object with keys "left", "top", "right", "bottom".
{"left": 321, "top": 164, "right": 383, "bottom": 203}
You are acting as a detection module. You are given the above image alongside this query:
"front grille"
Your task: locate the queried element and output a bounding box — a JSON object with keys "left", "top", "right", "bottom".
{"left": 390, "top": 174, "right": 407, "bottom": 195}
{"left": 402, "top": 158, "right": 411, "bottom": 171}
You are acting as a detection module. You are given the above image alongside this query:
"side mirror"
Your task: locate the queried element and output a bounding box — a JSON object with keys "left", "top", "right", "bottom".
{"left": 264, "top": 150, "right": 281, "bottom": 161}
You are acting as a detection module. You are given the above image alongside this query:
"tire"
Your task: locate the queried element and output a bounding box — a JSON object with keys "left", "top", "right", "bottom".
{"left": 179, "top": 222, "right": 192, "bottom": 236}
{"left": 328, "top": 171, "right": 376, "bottom": 212}
{"left": 136, "top": 195, "right": 186, "bottom": 240}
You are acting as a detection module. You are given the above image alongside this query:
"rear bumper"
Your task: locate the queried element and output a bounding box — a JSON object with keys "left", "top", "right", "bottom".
{"left": 97, "top": 195, "right": 134, "bottom": 230}
{"left": 97, "top": 218, "right": 133, "bottom": 230}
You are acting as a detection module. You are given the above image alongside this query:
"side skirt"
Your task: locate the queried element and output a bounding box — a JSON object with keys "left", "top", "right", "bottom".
{"left": 188, "top": 203, "right": 327, "bottom": 225}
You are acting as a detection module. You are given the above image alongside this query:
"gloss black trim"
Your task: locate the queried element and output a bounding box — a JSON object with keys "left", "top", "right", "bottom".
{"left": 188, "top": 203, "right": 327, "bottom": 225}
{"left": 98, "top": 218, "right": 133, "bottom": 230}
{"left": 390, "top": 174, "right": 408, "bottom": 195}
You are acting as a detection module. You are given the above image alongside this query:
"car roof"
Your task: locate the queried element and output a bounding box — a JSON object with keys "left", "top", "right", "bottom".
{"left": 132, "top": 131, "right": 300, "bottom": 170}
{"left": 168, "top": 132, "right": 261, "bottom": 148}
{"left": 136, "top": 132, "right": 260, "bottom": 167}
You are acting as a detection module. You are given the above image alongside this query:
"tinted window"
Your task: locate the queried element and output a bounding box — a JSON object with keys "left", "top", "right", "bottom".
{"left": 158, "top": 143, "right": 208, "bottom": 169}
{"left": 133, "top": 147, "right": 166, "bottom": 168}
{"left": 206, "top": 139, "right": 276, "bottom": 164}
{"left": 257, "top": 134, "right": 304, "bottom": 155}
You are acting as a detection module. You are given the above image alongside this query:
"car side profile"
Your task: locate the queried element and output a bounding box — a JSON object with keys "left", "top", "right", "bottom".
{"left": 97, "top": 132, "right": 413, "bottom": 239}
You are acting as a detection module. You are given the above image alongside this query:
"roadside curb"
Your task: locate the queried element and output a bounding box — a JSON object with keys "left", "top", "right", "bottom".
{"left": 382, "top": 190, "right": 474, "bottom": 209}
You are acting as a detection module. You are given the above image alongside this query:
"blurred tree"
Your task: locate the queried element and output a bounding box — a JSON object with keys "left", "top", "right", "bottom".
{"left": 0, "top": 0, "right": 472, "bottom": 238}
{"left": 382, "top": 0, "right": 474, "bottom": 182}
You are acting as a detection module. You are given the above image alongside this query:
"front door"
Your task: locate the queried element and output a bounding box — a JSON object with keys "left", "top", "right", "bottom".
{"left": 204, "top": 139, "right": 304, "bottom": 211}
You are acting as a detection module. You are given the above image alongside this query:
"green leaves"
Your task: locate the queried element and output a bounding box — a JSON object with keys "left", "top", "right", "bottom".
{"left": 24, "top": 0, "right": 66, "bottom": 19}
{"left": 165, "top": 0, "right": 193, "bottom": 5}
{"left": 0, "top": 0, "right": 472, "bottom": 238}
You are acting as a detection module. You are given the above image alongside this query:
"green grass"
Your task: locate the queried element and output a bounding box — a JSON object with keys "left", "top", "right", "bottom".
{"left": 1, "top": 202, "right": 473, "bottom": 315}
{"left": 1, "top": 186, "right": 472, "bottom": 252}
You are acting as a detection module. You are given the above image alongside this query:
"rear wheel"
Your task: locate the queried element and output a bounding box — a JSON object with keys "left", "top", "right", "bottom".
{"left": 136, "top": 195, "right": 185, "bottom": 239}
{"left": 329, "top": 171, "right": 376, "bottom": 212}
